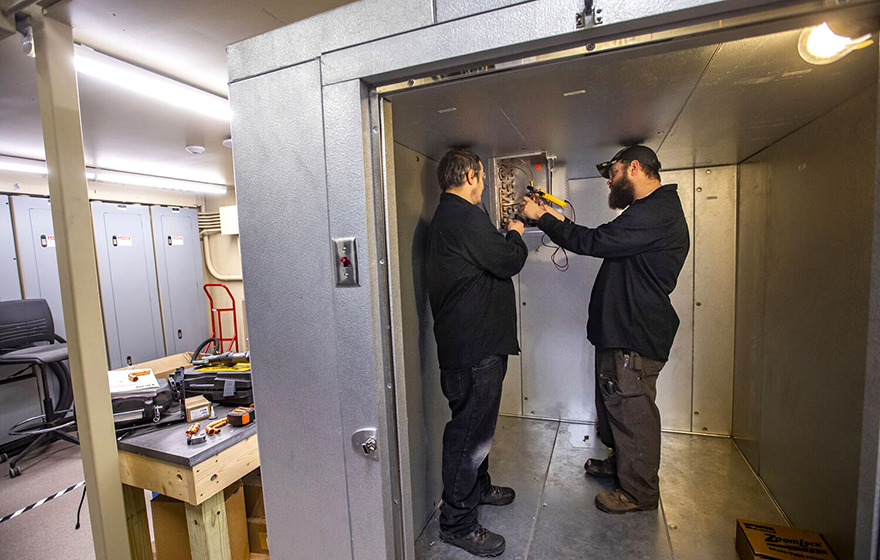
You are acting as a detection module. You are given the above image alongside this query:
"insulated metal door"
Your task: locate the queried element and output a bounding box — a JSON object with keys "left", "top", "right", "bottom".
{"left": 10, "top": 196, "right": 65, "bottom": 338}
{"left": 0, "top": 195, "right": 21, "bottom": 301}
{"left": 91, "top": 202, "right": 165, "bottom": 368}
{"left": 150, "top": 206, "right": 209, "bottom": 355}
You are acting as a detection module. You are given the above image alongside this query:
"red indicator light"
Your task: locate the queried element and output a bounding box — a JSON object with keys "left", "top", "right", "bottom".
{"left": 340, "top": 256, "right": 351, "bottom": 267}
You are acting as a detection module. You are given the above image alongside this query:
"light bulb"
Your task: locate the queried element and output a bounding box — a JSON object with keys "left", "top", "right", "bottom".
{"left": 798, "top": 22, "right": 871, "bottom": 65}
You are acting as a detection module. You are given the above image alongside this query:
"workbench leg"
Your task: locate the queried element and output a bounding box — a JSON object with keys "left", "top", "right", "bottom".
{"left": 185, "top": 493, "right": 231, "bottom": 560}
{"left": 122, "top": 484, "right": 152, "bottom": 560}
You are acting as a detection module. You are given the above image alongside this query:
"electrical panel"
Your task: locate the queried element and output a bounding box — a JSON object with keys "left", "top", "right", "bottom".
{"left": 489, "top": 152, "right": 559, "bottom": 230}
{"left": 0, "top": 195, "right": 21, "bottom": 301}
{"left": 151, "top": 206, "right": 209, "bottom": 355}
{"left": 91, "top": 201, "right": 166, "bottom": 368}
{"left": 10, "top": 196, "right": 66, "bottom": 338}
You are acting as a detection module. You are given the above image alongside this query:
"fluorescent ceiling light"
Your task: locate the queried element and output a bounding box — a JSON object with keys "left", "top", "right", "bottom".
{"left": 0, "top": 155, "right": 48, "bottom": 175}
{"left": 73, "top": 44, "right": 231, "bottom": 122}
{"left": 798, "top": 22, "right": 872, "bottom": 65}
{"left": 0, "top": 155, "right": 227, "bottom": 195}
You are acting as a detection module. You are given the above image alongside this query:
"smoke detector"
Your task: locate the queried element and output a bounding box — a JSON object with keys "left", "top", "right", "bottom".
{"left": 186, "top": 145, "right": 206, "bottom": 155}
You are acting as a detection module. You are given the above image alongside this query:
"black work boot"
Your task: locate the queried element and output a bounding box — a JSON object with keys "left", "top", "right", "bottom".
{"left": 440, "top": 526, "right": 506, "bottom": 557}
{"left": 584, "top": 451, "right": 616, "bottom": 479}
{"left": 479, "top": 485, "right": 515, "bottom": 506}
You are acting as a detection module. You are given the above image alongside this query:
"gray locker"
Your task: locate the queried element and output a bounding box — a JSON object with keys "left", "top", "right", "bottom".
{"left": 10, "top": 196, "right": 65, "bottom": 338}
{"left": 150, "top": 206, "right": 209, "bottom": 355}
{"left": 91, "top": 201, "right": 165, "bottom": 368}
{"left": 0, "top": 195, "right": 21, "bottom": 301}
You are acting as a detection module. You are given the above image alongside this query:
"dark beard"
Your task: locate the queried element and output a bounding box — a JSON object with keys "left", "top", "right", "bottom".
{"left": 608, "top": 175, "right": 636, "bottom": 209}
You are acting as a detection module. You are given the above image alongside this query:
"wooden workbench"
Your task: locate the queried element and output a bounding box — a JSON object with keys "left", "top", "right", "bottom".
{"left": 117, "top": 406, "right": 259, "bottom": 560}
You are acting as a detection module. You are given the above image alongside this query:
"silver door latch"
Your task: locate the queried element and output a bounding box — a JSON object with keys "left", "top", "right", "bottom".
{"left": 351, "top": 428, "right": 379, "bottom": 461}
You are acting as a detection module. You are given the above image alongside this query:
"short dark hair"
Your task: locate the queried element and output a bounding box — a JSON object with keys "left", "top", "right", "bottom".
{"left": 437, "top": 149, "right": 482, "bottom": 192}
{"left": 621, "top": 159, "right": 661, "bottom": 182}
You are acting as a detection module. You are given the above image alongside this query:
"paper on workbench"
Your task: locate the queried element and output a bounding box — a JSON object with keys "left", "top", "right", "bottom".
{"left": 108, "top": 368, "right": 160, "bottom": 396}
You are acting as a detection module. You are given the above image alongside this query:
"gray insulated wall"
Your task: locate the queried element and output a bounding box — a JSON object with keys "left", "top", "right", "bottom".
{"left": 91, "top": 202, "right": 165, "bottom": 368}
{"left": 733, "top": 86, "right": 877, "bottom": 559}
{"left": 150, "top": 206, "right": 209, "bottom": 355}
{"left": 10, "top": 196, "right": 65, "bottom": 338}
{"left": 0, "top": 195, "right": 20, "bottom": 301}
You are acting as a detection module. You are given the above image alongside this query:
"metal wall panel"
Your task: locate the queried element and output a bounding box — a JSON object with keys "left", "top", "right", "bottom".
{"left": 435, "top": 0, "right": 531, "bottom": 22}
{"left": 10, "top": 196, "right": 65, "bottom": 338}
{"left": 658, "top": 169, "right": 695, "bottom": 432}
{"left": 692, "top": 166, "right": 736, "bottom": 435}
{"left": 0, "top": 195, "right": 21, "bottom": 301}
{"left": 150, "top": 206, "right": 209, "bottom": 355}
{"left": 228, "top": 60, "right": 353, "bottom": 560}
{"left": 736, "top": 87, "right": 875, "bottom": 560}
{"left": 323, "top": 80, "right": 397, "bottom": 560}
{"left": 91, "top": 202, "right": 165, "bottom": 369}
{"left": 227, "top": 0, "right": 434, "bottom": 84}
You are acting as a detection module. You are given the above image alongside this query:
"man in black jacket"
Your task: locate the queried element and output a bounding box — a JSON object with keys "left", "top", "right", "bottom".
{"left": 521, "top": 145, "right": 689, "bottom": 515}
{"left": 427, "top": 148, "right": 528, "bottom": 557}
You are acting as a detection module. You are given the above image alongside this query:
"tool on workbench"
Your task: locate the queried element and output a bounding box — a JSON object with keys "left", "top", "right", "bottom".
{"left": 226, "top": 404, "right": 255, "bottom": 427}
{"left": 187, "top": 431, "right": 207, "bottom": 445}
{"left": 206, "top": 418, "right": 227, "bottom": 436}
{"left": 185, "top": 423, "right": 201, "bottom": 436}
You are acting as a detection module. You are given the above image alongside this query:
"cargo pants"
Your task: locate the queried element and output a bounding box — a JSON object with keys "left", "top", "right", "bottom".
{"left": 595, "top": 347, "right": 665, "bottom": 505}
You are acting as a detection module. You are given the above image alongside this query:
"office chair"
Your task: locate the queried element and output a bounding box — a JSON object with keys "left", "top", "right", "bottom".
{"left": 0, "top": 299, "right": 78, "bottom": 478}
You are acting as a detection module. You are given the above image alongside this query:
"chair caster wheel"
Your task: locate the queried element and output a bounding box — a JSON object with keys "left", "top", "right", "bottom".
{"left": 0, "top": 453, "right": 7, "bottom": 463}
{"left": 9, "top": 466, "right": 21, "bottom": 478}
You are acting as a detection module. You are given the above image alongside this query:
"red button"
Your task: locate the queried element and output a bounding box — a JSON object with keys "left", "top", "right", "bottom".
{"left": 340, "top": 257, "right": 351, "bottom": 267}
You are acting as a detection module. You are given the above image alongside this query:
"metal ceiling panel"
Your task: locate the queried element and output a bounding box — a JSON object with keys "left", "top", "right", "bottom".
{"left": 659, "top": 29, "right": 878, "bottom": 169}
{"left": 0, "top": 37, "right": 44, "bottom": 161}
{"left": 477, "top": 44, "right": 719, "bottom": 178}
{"left": 390, "top": 79, "right": 531, "bottom": 161}
{"left": 435, "top": 0, "right": 531, "bottom": 22}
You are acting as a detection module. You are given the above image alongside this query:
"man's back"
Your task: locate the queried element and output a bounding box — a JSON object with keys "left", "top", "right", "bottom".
{"left": 426, "top": 192, "right": 527, "bottom": 370}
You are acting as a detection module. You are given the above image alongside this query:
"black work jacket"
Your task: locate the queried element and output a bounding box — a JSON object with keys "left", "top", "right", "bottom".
{"left": 427, "top": 192, "right": 528, "bottom": 370}
{"left": 537, "top": 184, "right": 689, "bottom": 361}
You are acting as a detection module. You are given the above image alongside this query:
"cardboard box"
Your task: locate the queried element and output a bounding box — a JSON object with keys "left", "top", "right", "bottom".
{"left": 248, "top": 517, "right": 269, "bottom": 554}
{"left": 242, "top": 468, "right": 265, "bottom": 519}
{"left": 116, "top": 352, "right": 192, "bottom": 380}
{"left": 152, "top": 480, "right": 248, "bottom": 560}
{"left": 736, "top": 519, "right": 837, "bottom": 560}
{"left": 185, "top": 395, "right": 213, "bottom": 422}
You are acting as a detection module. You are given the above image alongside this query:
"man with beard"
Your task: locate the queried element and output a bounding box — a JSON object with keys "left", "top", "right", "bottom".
{"left": 520, "top": 145, "right": 689, "bottom": 514}
{"left": 427, "top": 148, "right": 528, "bottom": 557}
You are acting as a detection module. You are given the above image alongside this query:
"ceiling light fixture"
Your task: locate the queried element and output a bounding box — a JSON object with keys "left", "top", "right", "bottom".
{"left": 0, "top": 155, "right": 227, "bottom": 194}
{"left": 563, "top": 89, "right": 586, "bottom": 97}
{"left": 73, "top": 44, "right": 231, "bottom": 122}
{"left": 186, "top": 145, "right": 206, "bottom": 155}
{"left": 798, "top": 22, "right": 872, "bottom": 65}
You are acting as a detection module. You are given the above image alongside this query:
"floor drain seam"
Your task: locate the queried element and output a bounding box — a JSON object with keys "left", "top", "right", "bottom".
{"left": 521, "top": 420, "right": 561, "bottom": 560}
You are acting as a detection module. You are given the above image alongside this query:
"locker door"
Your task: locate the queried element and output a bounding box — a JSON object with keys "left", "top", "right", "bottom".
{"left": 0, "top": 195, "right": 21, "bottom": 301}
{"left": 91, "top": 202, "right": 165, "bottom": 368}
{"left": 150, "top": 206, "right": 209, "bottom": 355}
{"left": 10, "top": 196, "right": 65, "bottom": 338}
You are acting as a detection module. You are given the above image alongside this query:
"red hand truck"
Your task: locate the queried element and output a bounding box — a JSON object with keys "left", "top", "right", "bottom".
{"left": 203, "top": 283, "right": 239, "bottom": 352}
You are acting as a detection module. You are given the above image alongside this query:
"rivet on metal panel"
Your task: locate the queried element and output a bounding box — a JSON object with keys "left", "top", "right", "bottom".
{"left": 696, "top": 187, "right": 703, "bottom": 192}
{"left": 386, "top": 384, "right": 392, "bottom": 389}
{"left": 706, "top": 169, "right": 712, "bottom": 174}
{"left": 696, "top": 302, "right": 702, "bottom": 307}
{"left": 372, "top": 126, "right": 378, "bottom": 133}
{"left": 694, "top": 411, "right": 700, "bottom": 415}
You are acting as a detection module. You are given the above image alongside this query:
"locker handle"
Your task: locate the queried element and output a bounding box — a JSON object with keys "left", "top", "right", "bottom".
{"left": 178, "top": 329, "right": 183, "bottom": 339}
{"left": 167, "top": 236, "right": 172, "bottom": 246}
{"left": 126, "top": 356, "right": 132, "bottom": 366}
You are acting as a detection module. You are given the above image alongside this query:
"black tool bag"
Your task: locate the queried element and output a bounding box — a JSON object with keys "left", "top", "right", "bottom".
{"left": 183, "top": 368, "right": 254, "bottom": 406}
{"left": 112, "top": 379, "right": 176, "bottom": 427}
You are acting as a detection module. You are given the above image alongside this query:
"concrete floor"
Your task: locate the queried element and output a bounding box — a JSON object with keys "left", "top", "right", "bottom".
{"left": 0, "top": 417, "right": 784, "bottom": 560}
{"left": 415, "top": 416, "right": 787, "bottom": 560}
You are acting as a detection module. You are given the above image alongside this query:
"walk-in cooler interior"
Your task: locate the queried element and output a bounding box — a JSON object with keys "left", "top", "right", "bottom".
{"left": 382, "top": 26, "right": 877, "bottom": 559}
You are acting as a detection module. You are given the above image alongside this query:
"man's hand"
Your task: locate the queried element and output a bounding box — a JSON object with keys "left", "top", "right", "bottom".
{"left": 520, "top": 197, "right": 545, "bottom": 220}
{"left": 507, "top": 219, "right": 525, "bottom": 235}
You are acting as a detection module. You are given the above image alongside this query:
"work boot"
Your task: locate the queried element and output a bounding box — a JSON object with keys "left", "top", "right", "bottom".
{"left": 479, "top": 485, "right": 515, "bottom": 506}
{"left": 584, "top": 452, "right": 616, "bottom": 479}
{"left": 440, "top": 525, "right": 506, "bottom": 557}
{"left": 595, "top": 488, "right": 658, "bottom": 514}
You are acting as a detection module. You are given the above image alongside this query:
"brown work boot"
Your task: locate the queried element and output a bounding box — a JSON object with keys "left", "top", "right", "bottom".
{"left": 479, "top": 485, "right": 515, "bottom": 506}
{"left": 440, "top": 525, "right": 506, "bottom": 557}
{"left": 584, "top": 452, "right": 616, "bottom": 479}
{"left": 595, "top": 489, "right": 658, "bottom": 514}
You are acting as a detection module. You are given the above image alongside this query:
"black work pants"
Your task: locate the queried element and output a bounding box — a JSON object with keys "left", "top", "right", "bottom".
{"left": 595, "top": 348, "right": 664, "bottom": 505}
{"left": 439, "top": 354, "right": 507, "bottom": 538}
